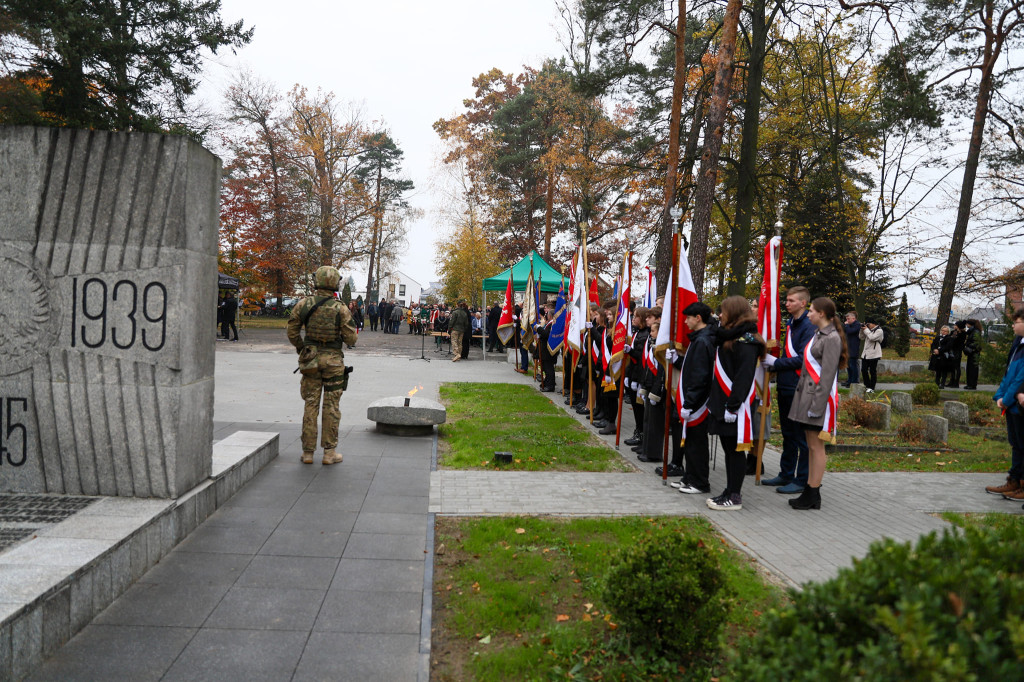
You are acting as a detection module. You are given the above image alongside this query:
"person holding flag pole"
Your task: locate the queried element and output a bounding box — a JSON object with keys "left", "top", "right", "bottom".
{"left": 653, "top": 233, "right": 699, "bottom": 484}
{"left": 520, "top": 256, "right": 537, "bottom": 372}
{"left": 611, "top": 253, "right": 632, "bottom": 447}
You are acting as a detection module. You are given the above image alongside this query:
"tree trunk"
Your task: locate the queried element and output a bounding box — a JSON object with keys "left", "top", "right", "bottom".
{"left": 935, "top": 0, "right": 996, "bottom": 329}
{"left": 366, "top": 162, "right": 382, "bottom": 297}
{"left": 688, "top": 0, "right": 743, "bottom": 295}
{"left": 728, "top": 0, "right": 768, "bottom": 296}
{"left": 655, "top": 0, "right": 687, "bottom": 284}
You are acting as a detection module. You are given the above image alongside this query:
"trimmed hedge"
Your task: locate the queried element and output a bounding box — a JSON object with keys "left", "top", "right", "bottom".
{"left": 727, "top": 524, "right": 1024, "bottom": 679}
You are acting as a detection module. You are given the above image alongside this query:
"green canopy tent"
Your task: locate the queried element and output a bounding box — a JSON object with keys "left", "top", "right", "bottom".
{"left": 482, "top": 250, "right": 564, "bottom": 293}
{"left": 481, "top": 251, "right": 565, "bottom": 360}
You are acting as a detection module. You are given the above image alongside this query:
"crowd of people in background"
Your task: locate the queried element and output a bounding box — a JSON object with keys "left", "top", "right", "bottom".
{"left": 929, "top": 319, "right": 985, "bottom": 390}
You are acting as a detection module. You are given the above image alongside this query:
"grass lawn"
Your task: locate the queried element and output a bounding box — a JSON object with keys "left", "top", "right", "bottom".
{"left": 238, "top": 315, "right": 289, "bottom": 329}
{"left": 941, "top": 511, "right": 1024, "bottom": 531}
{"left": 431, "top": 516, "right": 784, "bottom": 681}
{"left": 438, "top": 383, "right": 633, "bottom": 472}
{"left": 880, "top": 345, "right": 932, "bottom": 362}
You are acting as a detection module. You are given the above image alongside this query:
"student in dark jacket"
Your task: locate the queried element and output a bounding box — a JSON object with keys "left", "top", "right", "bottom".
{"left": 705, "top": 296, "right": 767, "bottom": 511}
{"left": 673, "top": 302, "right": 717, "bottom": 494}
{"left": 762, "top": 285, "right": 814, "bottom": 494}
{"left": 623, "top": 307, "right": 649, "bottom": 447}
{"left": 984, "top": 310, "right": 1024, "bottom": 503}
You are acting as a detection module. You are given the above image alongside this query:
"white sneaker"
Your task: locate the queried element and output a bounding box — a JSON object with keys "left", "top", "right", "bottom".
{"left": 670, "top": 479, "right": 684, "bottom": 489}
{"left": 866, "top": 388, "right": 874, "bottom": 393}
{"left": 678, "top": 483, "right": 706, "bottom": 494}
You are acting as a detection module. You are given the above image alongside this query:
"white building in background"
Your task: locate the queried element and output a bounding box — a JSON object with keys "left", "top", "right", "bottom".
{"left": 420, "top": 281, "right": 444, "bottom": 304}
{"left": 379, "top": 270, "right": 422, "bottom": 307}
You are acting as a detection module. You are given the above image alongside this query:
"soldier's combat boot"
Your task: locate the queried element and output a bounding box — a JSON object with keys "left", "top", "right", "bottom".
{"left": 301, "top": 451, "right": 314, "bottom": 464}
{"left": 322, "top": 449, "right": 343, "bottom": 465}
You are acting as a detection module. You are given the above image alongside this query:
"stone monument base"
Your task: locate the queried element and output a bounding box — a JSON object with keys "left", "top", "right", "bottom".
{"left": 367, "top": 396, "right": 446, "bottom": 437}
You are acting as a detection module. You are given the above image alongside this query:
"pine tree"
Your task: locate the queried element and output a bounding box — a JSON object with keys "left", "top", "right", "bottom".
{"left": 0, "top": 0, "right": 252, "bottom": 134}
{"left": 341, "top": 282, "right": 352, "bottom": 305}
{"left": 895, "top": 293, "right": 911, "bottom": 358}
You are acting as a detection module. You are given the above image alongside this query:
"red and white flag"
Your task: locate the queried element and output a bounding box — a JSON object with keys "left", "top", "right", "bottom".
{"left": 496, "top": 272, "right": 516, "bottom": 345}
{"left": 655, "top": 242, "right": 699, "bottom": 359}
{"left": 757, "top": 236, "right": 783, "bottom": 352}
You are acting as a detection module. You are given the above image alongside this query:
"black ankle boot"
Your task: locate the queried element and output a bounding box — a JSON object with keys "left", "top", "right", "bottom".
{"left": 624, "top": 431, "right": 642, "bottom": 446}
{"left": 789, "top": 485, "right": 821, "bottom": 510}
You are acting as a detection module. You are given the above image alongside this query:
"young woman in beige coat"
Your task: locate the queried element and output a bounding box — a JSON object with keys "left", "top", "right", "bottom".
{"left": 859, "top": 321, "right": 884, "bottom": 392}
{"left": 788, "top": 297, "right": 848, "bottom": 510}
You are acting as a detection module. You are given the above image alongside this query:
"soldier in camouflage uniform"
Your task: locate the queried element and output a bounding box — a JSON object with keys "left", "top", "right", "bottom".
{"left": 287, "top": 266, "right": 359, "bottom": 465}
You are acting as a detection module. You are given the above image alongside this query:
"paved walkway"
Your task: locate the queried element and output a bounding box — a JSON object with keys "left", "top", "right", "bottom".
{"left": 28, "top": 329, "right": 1020, "bottom": 680}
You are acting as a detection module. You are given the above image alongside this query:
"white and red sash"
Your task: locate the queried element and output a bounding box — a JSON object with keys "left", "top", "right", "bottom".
{"left": 713, "top": 350, "right": 757, "bottom": 451}
{"left": 803, "top": 334, "right": 838, "bottom": 443}
{"left": 785, "top": 327, "right": 802, "bottom": 376}
{"left": 643, "top": 337, "right": 657, "bottom": 374}
{"left": 675, "top": 366, "right": 709, "bottom": 444}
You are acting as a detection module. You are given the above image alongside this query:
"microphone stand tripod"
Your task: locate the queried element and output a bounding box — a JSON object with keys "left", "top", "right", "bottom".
{"left": 411, "top": 319, "right": 430, "bottom": 362}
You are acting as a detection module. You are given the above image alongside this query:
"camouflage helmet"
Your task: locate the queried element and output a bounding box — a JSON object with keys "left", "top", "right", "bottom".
{"left": 314, "top": 265, "right": 341, "bottom": 291}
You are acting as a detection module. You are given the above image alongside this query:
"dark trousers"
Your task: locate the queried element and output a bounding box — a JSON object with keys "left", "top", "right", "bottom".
{"left": 629, "top": 388, "right": 644, "bottom": 435}
{"left": 369, "top": 314, "right": 378, "bottom": 331}
{"left": 862, "top": 358, "right": 879, "bottom": 390}
{"left": 965, "top": 354, "right": 980, "bottom": 389}
{"left": 221, "top": 319, "right": 237, "bottom": 340}
{"left": 642, "top": 397, "right": 665, "bottom": 460}
{"left": 777, "top": 391, "right": 808, "bottom": 485}
{"left": 541, "top": 354, "right": 556, "bottom": 389}
{"left": 846, "top": 357, "right": 860, "bottom": 385}
{"left": 683, "top": 419, "right": 710, "bottom": 490}
{"left": 716, "top": 429, "right": 747, "bottom": 495}
{"left": 948, "top": 356, "right": 962, "bottom": 387}
{"left": 1008, "top": 411, "right": 1024, "bottom": 481}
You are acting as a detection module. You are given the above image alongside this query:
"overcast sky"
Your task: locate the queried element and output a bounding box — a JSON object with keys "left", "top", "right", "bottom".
{"left": 198, "top": 0, "right": 567, "bottom": 289}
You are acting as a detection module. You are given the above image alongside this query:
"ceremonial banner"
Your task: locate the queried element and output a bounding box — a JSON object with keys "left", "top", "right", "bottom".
{"left": 547, "top": 281, "right": 567, "bottom": 353}
{"left": 521, "top": 262, "right": 537, "bottom": 350}
{"left": 496, "top": 272, "right": 516, "bottom": 345}
{"left": 588, "top": 276, "right": 600, "bottom": 307}
{"left": 566, "top": 246, "right": 586, "bottom": 354}
{"left": 643, "top": 267, "right": 657, "bottom": 308}
{"left": 757, "top": 236, "right": 783, "bottom": 351}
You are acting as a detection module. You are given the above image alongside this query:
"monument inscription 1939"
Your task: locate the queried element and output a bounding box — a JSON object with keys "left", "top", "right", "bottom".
{"left": 0, "top": 126, "right": 219, "bottom": 498}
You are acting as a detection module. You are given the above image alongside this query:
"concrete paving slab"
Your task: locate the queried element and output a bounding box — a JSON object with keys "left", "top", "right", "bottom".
{"left": 259, "top": 526, "right": 351, "bottom": 558}
{"left": 138, "top": 551, "right": 251, "bottom": 586}
{"left": 236, "top": 555, "right": 339, "bottom": 590}
{"left": 25, "top": 624, "right": 195, "bottom": 682}
{"left": 161, "top": 628, "right": 308, "bottom": 682}
{"left": 342, "top": 532, "right": 428, "bottom": 561}
{"left": 204, "top": 586, "right": 325, "bottom": 630}
{"left": 93, "top": 582, "right": 231, "bottom": 628}
{"left": 294, "top": 632, "right": 420, "bottom": 682}
{"left": 332, "top": 559, "right": 426, "bottom": 593}
{"left": 315, "top": 589, "right": 422, "bottom": 634}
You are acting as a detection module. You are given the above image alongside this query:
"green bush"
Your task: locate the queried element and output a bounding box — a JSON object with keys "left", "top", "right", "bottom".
{"left": 727, "top": 525, "right": 1024, "bottom": 679}
{"left": 961, "top": 392, "right": 999, "bottom": 426}
{"left": 911, "top": 382, "right": 940, "bottom": 405}
{"left": 603, "top": 527, "right": 732, "bottom": 663}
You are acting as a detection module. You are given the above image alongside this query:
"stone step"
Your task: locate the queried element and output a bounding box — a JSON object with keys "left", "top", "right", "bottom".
{"left": 0, "top": 431, "right": 277, "bottom": 681}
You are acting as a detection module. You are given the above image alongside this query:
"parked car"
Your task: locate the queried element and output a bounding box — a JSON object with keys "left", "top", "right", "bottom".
{"left": 987, "top": 323, "right": 1008, "bottom": 342}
